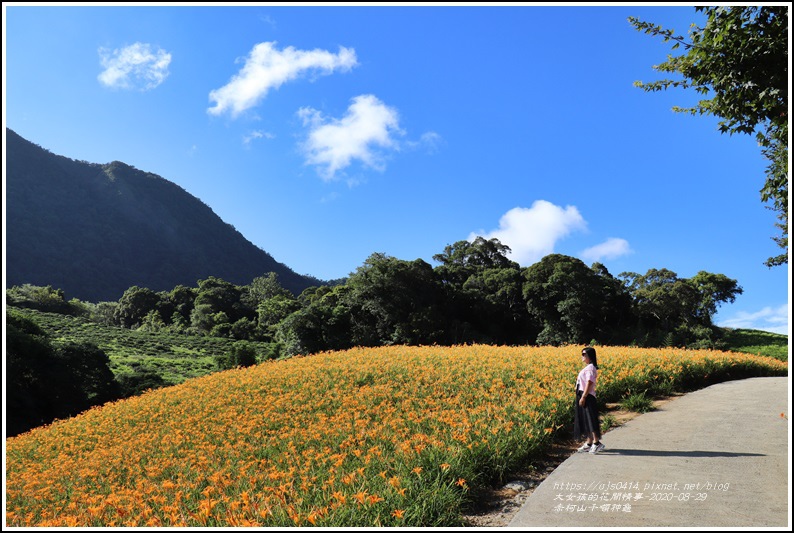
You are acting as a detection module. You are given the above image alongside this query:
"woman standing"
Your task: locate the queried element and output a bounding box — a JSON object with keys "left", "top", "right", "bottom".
{"left": 574, "top": 346, "right": 605, "bottom": 454}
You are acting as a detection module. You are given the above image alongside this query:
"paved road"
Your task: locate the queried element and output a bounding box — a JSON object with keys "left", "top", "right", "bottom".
{"left": 509, "top": 377, "right": 790, "bottom": 528}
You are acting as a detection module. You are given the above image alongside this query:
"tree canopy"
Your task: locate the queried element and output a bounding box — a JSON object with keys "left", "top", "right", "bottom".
{"left": 523, "top": 255, "right": 633, "bottom": 346}
{"left": 629, "top": 6, "right": 788, "bottom": 266}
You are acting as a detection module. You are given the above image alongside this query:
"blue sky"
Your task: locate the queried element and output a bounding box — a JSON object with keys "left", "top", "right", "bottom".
{"left": 3, "top": 3, "right": 790, "bottom": 335}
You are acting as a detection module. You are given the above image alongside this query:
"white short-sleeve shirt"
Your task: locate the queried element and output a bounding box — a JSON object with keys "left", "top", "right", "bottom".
{"left": 576, "top": 364, "right": 598, "bottom": 397}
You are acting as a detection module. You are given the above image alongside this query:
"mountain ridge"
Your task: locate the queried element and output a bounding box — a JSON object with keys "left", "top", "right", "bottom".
{"left": 5, "top": 128, "right": 323, "bottom": 301}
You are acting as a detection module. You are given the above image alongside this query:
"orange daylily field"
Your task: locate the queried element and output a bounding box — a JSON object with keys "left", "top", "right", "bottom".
{"left": 5, "top": 345, "right": 787, "bottom": 527}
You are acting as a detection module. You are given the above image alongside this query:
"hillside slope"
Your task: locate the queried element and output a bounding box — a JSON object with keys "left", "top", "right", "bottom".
{"left": 6, "top": 345, "right": 787, "bottom": 527}
{"left": 5, "top": 128, "right": 321, "bottom": 301}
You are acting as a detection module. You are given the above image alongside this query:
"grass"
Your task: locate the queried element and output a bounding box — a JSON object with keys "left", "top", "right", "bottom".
{"left": 8, "top": 307, "right": 280, "bottom": 393}
{"left": 6, "top": 344, "right": 787, "bottom": 527}
{"left": 600, "top": 413, "right": 619, "bottom": 434}
{"left": 719, "top": 328, "right": 789, "bottom": 361}
{"left": 619, "top": 391, "right": 655, "bottom": 413}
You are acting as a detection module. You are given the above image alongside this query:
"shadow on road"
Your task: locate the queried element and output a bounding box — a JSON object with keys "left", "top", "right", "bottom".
{"left": 598, "top": 448, "right": 765, "bottom": 458}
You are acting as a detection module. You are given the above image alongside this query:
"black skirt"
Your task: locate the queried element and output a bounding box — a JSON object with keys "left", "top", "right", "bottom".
{"left": 573, "top": 389, "right": 601, "bottom": 440}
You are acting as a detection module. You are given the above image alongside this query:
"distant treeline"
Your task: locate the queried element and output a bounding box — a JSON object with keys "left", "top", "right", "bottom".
{"left": 9, "top": 237, "right": 745, "bottom": 357}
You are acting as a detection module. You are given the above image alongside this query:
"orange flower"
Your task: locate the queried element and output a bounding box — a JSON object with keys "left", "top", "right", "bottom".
{"left": 5, "top": 344, "right": 785, "bottom": 527}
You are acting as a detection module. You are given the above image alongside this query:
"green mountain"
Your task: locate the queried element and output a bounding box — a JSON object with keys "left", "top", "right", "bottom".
{"left": 5, "top": 128, "right": 323, "bottom": 301}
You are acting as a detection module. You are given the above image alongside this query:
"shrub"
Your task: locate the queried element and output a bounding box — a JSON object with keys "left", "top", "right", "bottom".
{"left": 601, "top": 413, "right": 618, "bottom": 434}
{"left": 215, "top": 340, "right": 258, "bottom": 370}
{"left": 619, "top": 392, "right": 654, "bottom": 413}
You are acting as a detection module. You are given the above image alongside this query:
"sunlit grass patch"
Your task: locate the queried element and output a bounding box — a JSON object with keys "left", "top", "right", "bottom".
{"left": 720, "top": 328, "right": 788, "bottom": 361}
{"left": 619, "top": 391, "right": 655, "bottom": 413}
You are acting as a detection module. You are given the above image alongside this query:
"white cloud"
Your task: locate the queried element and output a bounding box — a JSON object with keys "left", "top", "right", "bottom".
{"left": 98, "top": 42, "right": 171, "bottom": 90}
{"left": 413, "top": 131, "right": 443, "bottom": 154}
{"left": 470, "top": 200, "right": 587, "bottom": 266}
{"left": 581, "top": 237, "right": 633, "bottom": 263}
{"left": 207, "top": 42, "right": 357, "bottom": 117}
{"left": 260, "top": 15, "right": 277, "bottom": 29}
{"left": 298, "top": 94, "right": 403, "bottom": 180}
{"left": 717, "top": 304, "right": 789, "bottom": 335}
{"left": 242, "top": 130, "right": 275, "bottom": 146}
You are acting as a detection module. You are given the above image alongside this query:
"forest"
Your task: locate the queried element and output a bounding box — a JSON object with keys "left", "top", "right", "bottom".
{"left": 9, "top": 236, "right": 746, "bottom": 354}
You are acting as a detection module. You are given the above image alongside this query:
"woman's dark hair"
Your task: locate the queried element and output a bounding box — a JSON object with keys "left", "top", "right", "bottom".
{"left": 582, "top": 346, "right": 598, "bottom": 369}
